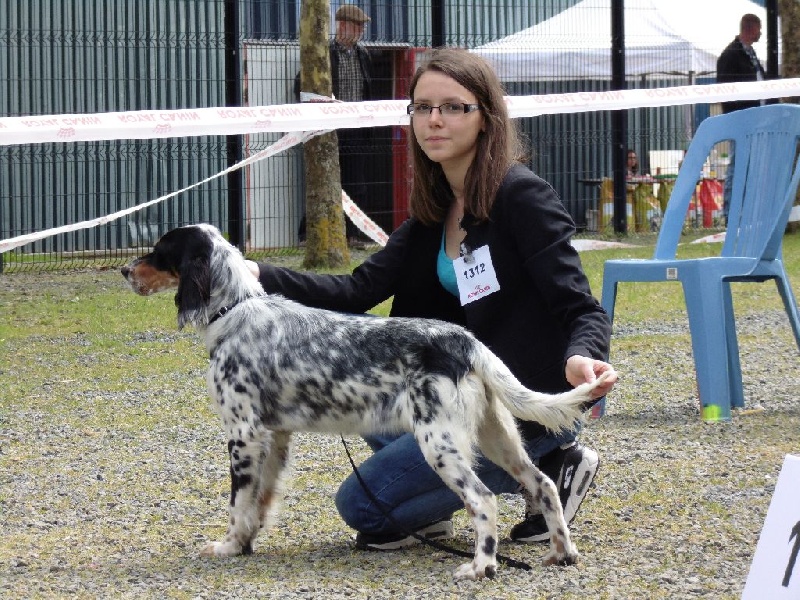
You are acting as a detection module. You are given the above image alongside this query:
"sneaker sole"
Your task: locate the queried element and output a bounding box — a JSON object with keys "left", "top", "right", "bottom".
{"left": 356, "top": 521, "right": 455, "bottom": 551}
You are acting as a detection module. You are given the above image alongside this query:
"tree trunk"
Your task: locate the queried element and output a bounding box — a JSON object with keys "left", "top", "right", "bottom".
{"left": 779, "top": 0, "right": 800, "bottom": 217}
{"left": 780, "top": 0, "right": 800, "bottom": 92}
{"left": 299, "top": 0, "right": 349, "bottom": 268}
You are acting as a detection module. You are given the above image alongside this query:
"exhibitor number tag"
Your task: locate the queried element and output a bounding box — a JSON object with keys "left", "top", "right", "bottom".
{"left": 454, "top": 245, "right": 500, "bottom": 306}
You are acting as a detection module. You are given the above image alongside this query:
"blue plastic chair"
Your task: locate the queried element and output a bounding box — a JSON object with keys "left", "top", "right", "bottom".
{"left": 601, "top": 104, "right": 800, "bottom": 422}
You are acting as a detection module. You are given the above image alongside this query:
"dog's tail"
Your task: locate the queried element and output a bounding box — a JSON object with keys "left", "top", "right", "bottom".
{"left": 472, "top": 344, "right": 613, "bottom": 433}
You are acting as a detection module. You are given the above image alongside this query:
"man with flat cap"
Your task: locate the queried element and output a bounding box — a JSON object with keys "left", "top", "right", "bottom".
{"left": 330, "top": 4, "right": 373, "bottom": 104}
{"left": 297, "top": 4, "right": 375, "bottom": 247}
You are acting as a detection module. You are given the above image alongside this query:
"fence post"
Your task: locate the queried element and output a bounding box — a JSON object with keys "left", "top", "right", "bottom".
{"left": 432, "top": 0, "right": 444, "bottom": 47}
{"left": 611, "top": 0, "right": 628, "bottom": 235}
{"left": 224, "top": 0, "right": 245, "bottom": 250}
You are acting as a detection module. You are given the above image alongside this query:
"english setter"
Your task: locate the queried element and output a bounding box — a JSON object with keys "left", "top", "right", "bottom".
{"left": 121, "top": 223, "right": 612, "bottom": 581}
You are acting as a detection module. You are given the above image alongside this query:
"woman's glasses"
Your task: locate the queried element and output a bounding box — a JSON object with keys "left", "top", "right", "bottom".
{"left": 406, "top": 103, "right": 481, "bottom": 118}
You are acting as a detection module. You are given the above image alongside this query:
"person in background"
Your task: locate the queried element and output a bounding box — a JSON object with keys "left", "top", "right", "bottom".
{"left": 625, "top": 149, "right": 659, "bottom": 232}
{"left": 716, "top": 13, "right": 765, "bottom": 114}
{"left": 716, "top": 13, "right": 767, "bottom": 219}
{"left": 297, "top": 4, "right": 375, "bottom": 248}
{"left": 250, "top": 48, "right": 616, "bottom": 550}
{"left": 626, "top": 149, "right": 640, "bottom": 179}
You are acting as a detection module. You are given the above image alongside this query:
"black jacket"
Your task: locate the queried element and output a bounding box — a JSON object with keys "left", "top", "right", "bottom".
{"left": 716, "top": 36, "right": 766, "bottom": 114}
{"left": 257, "top": 164, "right": 611, "bottom": 438}
{"left": 294, "top": 40, "right": 373, "bottom": 102}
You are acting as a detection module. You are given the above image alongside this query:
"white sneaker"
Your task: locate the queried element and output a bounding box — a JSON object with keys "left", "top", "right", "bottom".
{"left": 354, "top": 519, "right": 455, "bottom": 551}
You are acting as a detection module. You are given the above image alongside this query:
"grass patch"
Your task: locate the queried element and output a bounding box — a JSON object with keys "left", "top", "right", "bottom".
{"left": 1, "top": 233, "right": 799, "bottom": 598}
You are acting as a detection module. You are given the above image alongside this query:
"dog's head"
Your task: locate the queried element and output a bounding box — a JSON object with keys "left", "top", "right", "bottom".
{"left": 122, "top": 224, "right": 217, "bottom": 328}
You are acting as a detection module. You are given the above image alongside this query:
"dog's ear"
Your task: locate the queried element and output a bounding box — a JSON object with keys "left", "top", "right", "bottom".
{"left": 175, "top": 253, "right": 211, "bottom": 329}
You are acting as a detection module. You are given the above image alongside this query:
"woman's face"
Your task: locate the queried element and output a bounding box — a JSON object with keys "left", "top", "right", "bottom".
{"left": 411, "top": 71, "right": 485, "bottom": 173}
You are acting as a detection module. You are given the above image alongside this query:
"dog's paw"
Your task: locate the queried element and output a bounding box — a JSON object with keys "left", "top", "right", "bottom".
{"left": 200, "top": 540, "right": 250, "bottom": 557}
{"left": 541, "top": 547, "right": 579, "bottom": 567}
{"left": 453, "top": 558, "right": 498, "bottom": 581}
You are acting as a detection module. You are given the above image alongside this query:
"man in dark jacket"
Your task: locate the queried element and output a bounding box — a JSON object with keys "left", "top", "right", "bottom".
{"left": 716, "top": 13, "right": 765, "bottom": 114}
{"left": 716, "top": 13, "right": 766, "bottom": 219}
{"left": 296, "top": 4, "right": 374, "bottom": 247}
{"left": 329, "top": 5, "right": 373, "bottom": 103}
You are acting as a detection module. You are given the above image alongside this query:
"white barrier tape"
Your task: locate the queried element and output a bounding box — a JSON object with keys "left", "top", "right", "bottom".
{"left": 0, "top": 129, "right": 329, "bottom": 254}
{"left": 692, "top": 232, "right": 726, "bottom": 244}
{"left": 570, "top": 239, "right": 637, "bottom": 251}
{"left": 341, "top": 190, "right": 390, "bottom": 246}
{"left": 0, "top": 126, "right": 391, "bottom": 253}
{"left": 4, "top": 78, "right": 800, "bottom": 253}
{"left": 505, "top": 78, "right": 800, "bottom": 119}
{"left": 2, "top": 78, "right": 800, "bottom": 146}
{"left": 0, "top": 101, "right": 408, "bottom": 147}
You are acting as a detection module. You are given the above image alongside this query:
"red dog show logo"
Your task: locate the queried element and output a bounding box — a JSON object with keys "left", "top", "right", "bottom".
{"left": 467, "top": 283, "right": 492, "bottom": 300}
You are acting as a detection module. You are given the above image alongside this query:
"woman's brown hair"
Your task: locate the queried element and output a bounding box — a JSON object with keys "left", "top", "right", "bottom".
{"left": 407, "top": 47, "right": 526, "bottom": 225}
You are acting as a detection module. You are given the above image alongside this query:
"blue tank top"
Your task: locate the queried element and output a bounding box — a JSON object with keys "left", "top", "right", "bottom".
{"left": 437, "top": 231, "right": 459, "bottom": 297}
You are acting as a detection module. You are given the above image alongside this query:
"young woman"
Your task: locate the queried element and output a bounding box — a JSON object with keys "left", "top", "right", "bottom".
{"left": 249, "top": 47, "right": 616, "bottom": 548}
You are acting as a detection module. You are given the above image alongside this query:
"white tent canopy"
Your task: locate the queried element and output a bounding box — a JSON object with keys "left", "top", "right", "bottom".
{"left": 472, "top": 0, "right": 774, "bottom": 81}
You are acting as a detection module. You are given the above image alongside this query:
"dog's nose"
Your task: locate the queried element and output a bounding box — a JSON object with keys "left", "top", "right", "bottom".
{"left": 121, "top": 266, "right": 130, "bottom": 278}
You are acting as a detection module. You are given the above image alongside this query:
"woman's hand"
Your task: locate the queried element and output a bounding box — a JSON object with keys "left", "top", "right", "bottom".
{"left": 245, "top": 259, "right": 260, "bottom": 280}
{"left": 565, "top": 354, "right": 617, "bottom": 399}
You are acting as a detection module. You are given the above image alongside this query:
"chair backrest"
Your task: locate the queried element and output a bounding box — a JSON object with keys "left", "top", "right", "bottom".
{"left": 654, "top": 104, "right": 800, "bottom": 262}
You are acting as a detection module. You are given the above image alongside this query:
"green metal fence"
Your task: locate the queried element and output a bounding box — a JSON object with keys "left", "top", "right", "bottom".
{"left": 2, "top": 0, "right": 739, "bottom": 272}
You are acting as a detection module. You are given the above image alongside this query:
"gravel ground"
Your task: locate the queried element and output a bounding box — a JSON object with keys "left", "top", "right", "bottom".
{"left": 1, "top": 270, "right": 799, "bottom": 599}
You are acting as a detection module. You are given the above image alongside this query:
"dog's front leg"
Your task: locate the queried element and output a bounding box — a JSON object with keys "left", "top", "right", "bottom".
{"left": 256, "top": 430, "right": 293, "bottom": 534}
{"left": 201, "top": 432, "right": 268, "bottom": 557}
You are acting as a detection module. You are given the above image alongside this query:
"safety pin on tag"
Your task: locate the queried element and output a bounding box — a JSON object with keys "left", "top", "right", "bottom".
{"left": 460, "top": 242, "right": 476, "bottom": 264}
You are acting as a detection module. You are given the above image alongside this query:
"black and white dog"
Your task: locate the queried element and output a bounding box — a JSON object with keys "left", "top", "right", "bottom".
{"left": 121, "top": 223, "right": 612, "bottom": 580}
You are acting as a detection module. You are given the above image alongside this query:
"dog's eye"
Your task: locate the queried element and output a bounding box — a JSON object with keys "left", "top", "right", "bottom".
{"left": 149, "top": 251, "right": 171, "bottom": 270}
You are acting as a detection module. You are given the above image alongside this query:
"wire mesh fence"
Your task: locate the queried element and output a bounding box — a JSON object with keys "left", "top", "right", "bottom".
{"left": 1, "top": 0, "right": 760, "bottom": 272}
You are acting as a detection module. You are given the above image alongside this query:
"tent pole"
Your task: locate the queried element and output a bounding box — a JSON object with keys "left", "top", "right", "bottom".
{"left": 766, "top": 0, "right": 779, "bottom": 79}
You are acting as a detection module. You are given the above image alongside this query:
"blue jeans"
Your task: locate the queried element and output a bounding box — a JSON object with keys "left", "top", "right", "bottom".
{"left": 334, "top": 427, "right": 577, "bottom": 535}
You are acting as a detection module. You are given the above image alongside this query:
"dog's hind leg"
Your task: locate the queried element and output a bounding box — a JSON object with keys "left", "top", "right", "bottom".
{"left": 412, "top": 377, "right": 499, "bottom": 581}
{"left": 201, "top": 427, "right": 271, "bottom": 557}
{"left": 476, "top": 402, "right": 579, "bottom": 567}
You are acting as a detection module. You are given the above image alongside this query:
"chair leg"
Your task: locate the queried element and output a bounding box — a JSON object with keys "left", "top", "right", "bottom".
{"left": 681, "top": 273, "right": 734, "bottom": 421}
{"left": 594, "top": 274, "right": 620, "bottom": 419}
{"left": 600, "top": 273, "right": 618, "bottom": 322}
{"left": 722, "top": 282, "right": 744, "bottom": 409}
{"left": 774, "top": 274, "right": 800, "bottom": 352}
